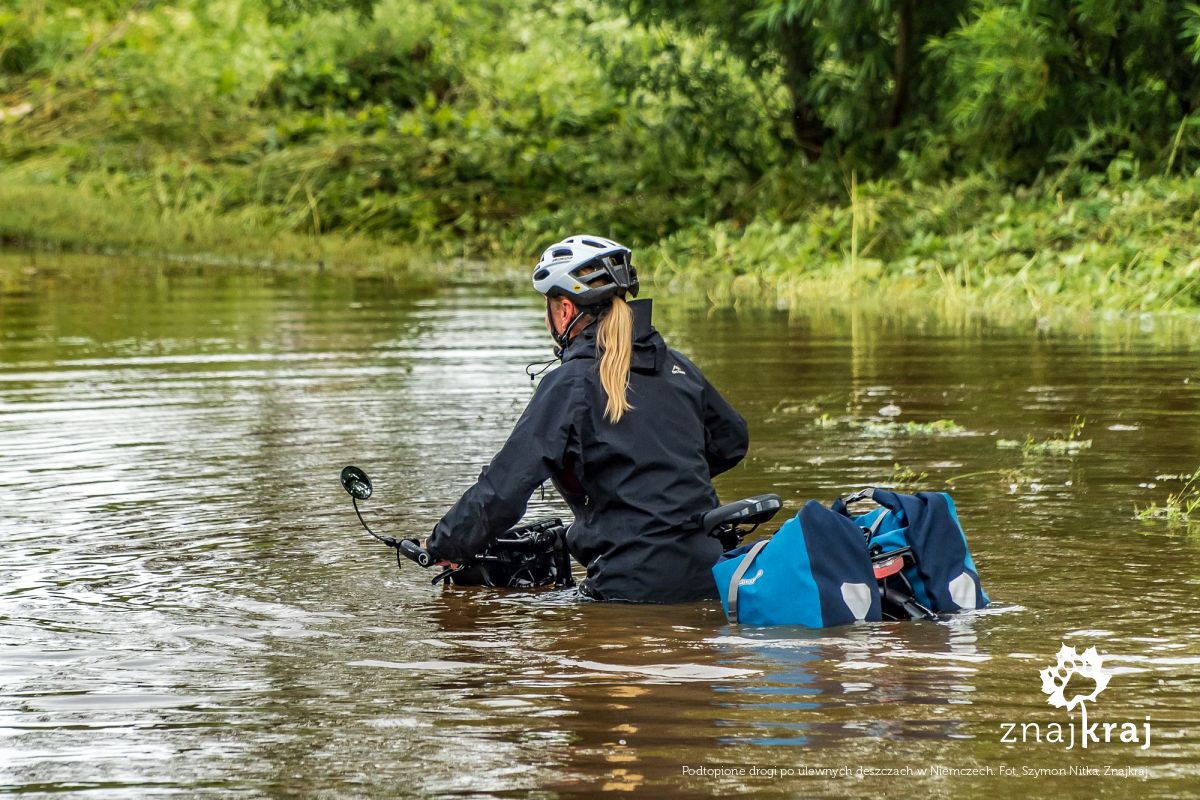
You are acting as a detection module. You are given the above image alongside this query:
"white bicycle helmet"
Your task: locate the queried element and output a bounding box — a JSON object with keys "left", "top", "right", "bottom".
{"left": 531, "top": 234, "right": 639, "bottom": 307}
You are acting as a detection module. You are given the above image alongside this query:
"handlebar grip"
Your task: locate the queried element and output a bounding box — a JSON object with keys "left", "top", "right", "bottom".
{"left": 398, "top": 538, "right": 432, "bottom": 567}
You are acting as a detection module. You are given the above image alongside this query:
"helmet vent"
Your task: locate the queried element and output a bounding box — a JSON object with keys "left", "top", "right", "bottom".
{"left": 533, "top": 268, "right": 550, "bottom": 280}
{"left": 581, "top": 239, "right": 604, "bottom": 248}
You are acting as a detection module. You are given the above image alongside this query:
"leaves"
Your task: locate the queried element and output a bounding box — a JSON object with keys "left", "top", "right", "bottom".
{"left": 3, "top": 0, "right": 1200, "bottom": 258}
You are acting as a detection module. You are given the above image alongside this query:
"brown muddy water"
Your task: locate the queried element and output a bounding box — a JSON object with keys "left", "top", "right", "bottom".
{"left": 1, "top": 254, "right": 1199, "bottom": 799}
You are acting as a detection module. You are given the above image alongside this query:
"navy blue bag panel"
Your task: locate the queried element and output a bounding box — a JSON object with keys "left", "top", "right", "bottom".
{"left": 798, "top": 501, "right": 883, "bottom": 625}
{"left": 713, "top": 500, "right": 881, "bottom": 627}
{"left": 865, "top": 489, "right": 989, "bottom": 612}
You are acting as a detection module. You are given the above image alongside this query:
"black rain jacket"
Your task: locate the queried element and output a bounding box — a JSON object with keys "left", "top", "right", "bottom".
{"left": 426, "top": 299, "right": 749, "bottom": 603}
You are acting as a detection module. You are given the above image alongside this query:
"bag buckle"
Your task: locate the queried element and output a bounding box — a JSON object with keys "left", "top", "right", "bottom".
{"left": 841, "top": 487, "right": 876, "bottom": 506}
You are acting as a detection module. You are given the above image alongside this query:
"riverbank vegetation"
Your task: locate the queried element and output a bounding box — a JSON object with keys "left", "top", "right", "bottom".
{"left": 2, "top": 0, "right": 1199, "bottom": 312}
{"left": 1137, "top": 467, "right": 1200, "bottom": 524}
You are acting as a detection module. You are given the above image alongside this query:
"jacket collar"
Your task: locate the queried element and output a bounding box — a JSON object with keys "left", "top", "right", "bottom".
{"left": 561, "top": 299, "right": 664, "bottom": 373}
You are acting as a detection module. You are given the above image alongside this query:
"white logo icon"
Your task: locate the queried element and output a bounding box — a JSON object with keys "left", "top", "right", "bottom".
{"left": 671, "top": 363, "right": 686, "bottom": 375}
{"left": 738, "top": 569, "right": 763, "bottom": 586}
{"left": 1040, "top": 644, "right": 1111, "bottom": 712}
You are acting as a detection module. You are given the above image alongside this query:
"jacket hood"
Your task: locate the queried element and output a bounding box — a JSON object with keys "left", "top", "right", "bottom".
{"left": 562, "top": 299, "right": 665, "bottom": 373}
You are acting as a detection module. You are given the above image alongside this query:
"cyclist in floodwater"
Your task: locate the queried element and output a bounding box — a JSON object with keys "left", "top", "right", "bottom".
{"left": 426, "top": 235, "right": 748, "bottom": 602}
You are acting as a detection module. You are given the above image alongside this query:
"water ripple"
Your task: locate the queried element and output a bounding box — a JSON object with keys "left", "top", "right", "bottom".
{"left": 2, "top": 258, "right": 1199, "bottom": 797}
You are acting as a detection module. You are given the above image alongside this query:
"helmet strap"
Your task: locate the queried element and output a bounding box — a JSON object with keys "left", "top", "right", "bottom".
{"left": 547, "top": 297, "right": 601, "bottom": 358}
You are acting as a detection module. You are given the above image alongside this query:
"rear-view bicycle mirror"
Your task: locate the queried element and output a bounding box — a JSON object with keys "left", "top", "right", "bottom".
{"left": 340, "top": 465, "right": 373, "bottom": 501}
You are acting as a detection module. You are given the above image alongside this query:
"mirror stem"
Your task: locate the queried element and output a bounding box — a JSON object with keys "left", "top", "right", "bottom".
{"left": 353, "top": 497, "right": 397, "bottom": 548}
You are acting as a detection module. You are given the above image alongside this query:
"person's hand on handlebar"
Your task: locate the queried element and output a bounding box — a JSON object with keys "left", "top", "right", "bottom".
{"left": 421, "top": 538, "right": 459, "bottom": 568}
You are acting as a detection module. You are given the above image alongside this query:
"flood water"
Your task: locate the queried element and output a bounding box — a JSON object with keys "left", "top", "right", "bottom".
{"left": 2, "top": 253, "right": 1199, "bottom": 798}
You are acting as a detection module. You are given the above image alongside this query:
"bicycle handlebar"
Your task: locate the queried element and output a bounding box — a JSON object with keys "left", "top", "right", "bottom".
{"left": 397, "top": 538, "right": 432, "bottom": 567}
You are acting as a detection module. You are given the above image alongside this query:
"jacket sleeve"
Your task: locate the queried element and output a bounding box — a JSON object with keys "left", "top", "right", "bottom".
{"left": 701, "top": 375, "right": 748, "bottom": 477}
{"left": 427, "top": 368, "right": 581, "bottom": 563}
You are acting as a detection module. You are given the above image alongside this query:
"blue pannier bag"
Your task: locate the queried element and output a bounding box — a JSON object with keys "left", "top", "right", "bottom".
{"left": 712, "top": 500, "right": 883, "bottom": 626}
{"left": 712, "top": 488, "right": 988, "bottom": 626}
{"left": 831, "top": 488, "right": 988, "bottom": 613}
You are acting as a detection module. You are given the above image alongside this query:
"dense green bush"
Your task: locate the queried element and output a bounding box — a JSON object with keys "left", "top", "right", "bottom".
{"left": 618, "top": 0, "right": 1200, "bottom": 181}
{"left": 1, "top": 0, "right": 1199, "bottom": 314}
{"left": 1, "top": 0, "right": 783, "bottom": 251}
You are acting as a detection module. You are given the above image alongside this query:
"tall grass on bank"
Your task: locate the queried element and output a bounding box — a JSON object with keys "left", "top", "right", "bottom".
{"left": 647, "top": 174, "right": 1200, "bottom": 316}
{"left": 0, "top": 181, "right": 429, "bottom": 275}
{"left": 4, "top": 169, "right": 1200, "bottom": 318}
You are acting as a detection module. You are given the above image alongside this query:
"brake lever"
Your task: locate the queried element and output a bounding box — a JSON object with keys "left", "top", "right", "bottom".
{"left": 431, "top": 564, "right": 468, "bottom": 585}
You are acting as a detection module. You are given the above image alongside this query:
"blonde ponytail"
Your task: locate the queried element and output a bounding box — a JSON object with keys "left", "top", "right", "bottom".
{"left": 597, "top": 296, "right": 634, "bottom": 423}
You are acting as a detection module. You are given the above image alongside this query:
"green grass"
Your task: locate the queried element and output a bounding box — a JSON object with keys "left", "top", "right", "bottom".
{"left": 809, "top": 416, "right": 968, "bottom": 436}
{"left": 853, "top": 419, "right": 968, "bottom": 437}
{"left": 997, "top": 417, "right": 1093, "bottom": 456}
{"left": 882, "top": 463, "right": 931, "bottom": 493}
{"left": 1136, "top": 468, "right": 1200, "bottom": 525}
{"left": 0, "top": 181, "right": 430, "bottom": 275}
{"left": 645, "top": 175, "right": 1200, "bottom": 319}
{"left": 4, "top": 167, "right": 1200, "bottom": 324}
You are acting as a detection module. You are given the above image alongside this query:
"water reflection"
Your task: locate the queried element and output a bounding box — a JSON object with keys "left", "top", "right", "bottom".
{"left": 2, "top": 254, "right": 1200, "bottom": 797}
